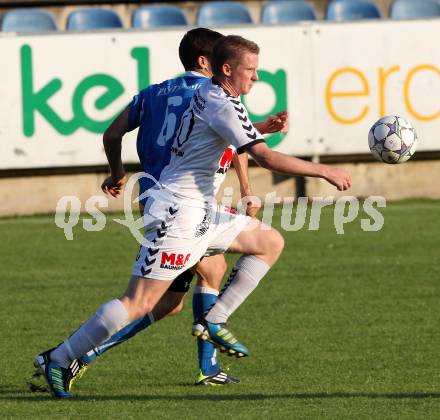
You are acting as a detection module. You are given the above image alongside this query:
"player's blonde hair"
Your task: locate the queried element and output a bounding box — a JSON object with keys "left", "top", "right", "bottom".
{"left": 211, "top": 35, "right": 260, "bottom": 77}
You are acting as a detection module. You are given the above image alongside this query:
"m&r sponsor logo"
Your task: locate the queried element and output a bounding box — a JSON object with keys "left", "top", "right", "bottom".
{"left": 160, "top": 252, "right": 191, "bottom": 270}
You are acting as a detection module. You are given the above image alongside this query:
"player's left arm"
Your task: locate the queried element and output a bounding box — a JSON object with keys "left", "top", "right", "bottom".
{"left": 254, "top": 111, "right": 289, "bottom": 135}
{"left": 232, "top": 152, "right": 260, "bottom": 217}
{"left": 212, "top": 103, "right": 349, "bottom": 191}
{"left": 101, "top": 106, "right": 130, "bottom": 197}
{"left": 247, "top": 141, "right": 351, "bottom": 191}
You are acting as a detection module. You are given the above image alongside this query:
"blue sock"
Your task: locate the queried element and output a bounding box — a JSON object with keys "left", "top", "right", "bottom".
{"left": 193, "top": 287, "right": 220, "bottom": 376}
{"left": 82, "top": 312, "right": 155, "bottom": 364}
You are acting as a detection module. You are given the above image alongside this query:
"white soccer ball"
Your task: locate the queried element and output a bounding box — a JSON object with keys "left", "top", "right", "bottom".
{"left": 368, "top": 116, "right": 418, "bottom": 164}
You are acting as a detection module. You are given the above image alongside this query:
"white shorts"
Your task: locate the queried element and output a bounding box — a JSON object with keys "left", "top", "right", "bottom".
{"left": 132, "top": 189, "right": 251, "bottom": 281}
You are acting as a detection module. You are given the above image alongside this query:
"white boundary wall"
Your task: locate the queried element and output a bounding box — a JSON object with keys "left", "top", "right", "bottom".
{"left": 0, "top": 20, "right": 439, "bottom": 170}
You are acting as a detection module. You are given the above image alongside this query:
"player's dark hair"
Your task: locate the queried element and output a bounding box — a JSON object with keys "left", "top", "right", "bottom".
{"left": 179, "top": 27, "right": 224, "bottom": 71}
{"left": 211, "top": 35, "right": 260, "bottom": 77}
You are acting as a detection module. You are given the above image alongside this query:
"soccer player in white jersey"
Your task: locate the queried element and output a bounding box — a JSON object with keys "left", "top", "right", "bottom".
{"left": 149, "top": 35, "right": 350, "bottom": 357}
{"left": 34, "top": 30, "right": 287, "bottom": 397}
{"left": 37, "top": 34, "right": 349, "bottom": 398}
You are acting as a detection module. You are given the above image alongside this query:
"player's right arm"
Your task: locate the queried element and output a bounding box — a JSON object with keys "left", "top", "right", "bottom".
{"left": 232, "top": 152, "right": 260, "bottom": 217}
{"left": 236, "top": 110, "right": 288, "bottom": 216}
{"left": 247, "top": 142, "right": 351, "bottom": 191}
{"left": 101, "top": 106, "right": 130, "bottom": 197}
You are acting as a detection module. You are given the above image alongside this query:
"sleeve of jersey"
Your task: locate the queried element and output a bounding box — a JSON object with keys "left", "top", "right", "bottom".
{"left": 127, "top": 89, "right": 149, "bottom": 131}
{"left": 210, "top": 99, "right": 265, "bottom": 154}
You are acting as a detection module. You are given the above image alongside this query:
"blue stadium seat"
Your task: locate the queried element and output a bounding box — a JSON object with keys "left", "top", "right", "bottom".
{"left": 1, "top": 8, "right": 57, "bottom": 32}
{"left": 132, "top": 5, "right": 188, "bottom": 28}
{"left": 197, "top": 2, "right": 253, "bottom": 26}
{"left": 390, "top": 0, "right": 440, "bottom": 19}
{"left": 326, "top": 0, "right": 381, "bottom": 21}
{"left": 67, "top": 8, "right": 123, "bottom": 31}
{"left": 261, "top": 1, "right": 317, "bottom": 23}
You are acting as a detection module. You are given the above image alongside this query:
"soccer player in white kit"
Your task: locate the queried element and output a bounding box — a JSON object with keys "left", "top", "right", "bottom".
{"left": 39, "top": 34, "right": 351, "bottom": 398}
{"left": 142, "top": 35, "right": 351, "bottom": 356}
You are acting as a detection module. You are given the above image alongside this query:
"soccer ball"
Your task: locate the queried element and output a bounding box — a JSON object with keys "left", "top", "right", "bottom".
{"left": 368, "top": 116, "right": 417, "bottom": 164}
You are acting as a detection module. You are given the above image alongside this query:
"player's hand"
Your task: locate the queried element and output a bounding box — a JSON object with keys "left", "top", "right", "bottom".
{"left": 240, "top": 189, "right": 261, "bottom": 217}
{"left": 101, "top": 174, "right": 127, "bottom": 197}
{"left": 257, "top": 111, "right": 289, "bottom": 134}
{"left": 323, "top": 167, "right": 352, "bottom": 191}
{"left": 246, "top": 200, "right": 261, "bottom": 218}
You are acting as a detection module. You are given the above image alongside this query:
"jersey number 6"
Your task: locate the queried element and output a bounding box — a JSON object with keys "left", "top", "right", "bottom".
{"left": 156, "top": 95, "right": 183, "bottom": 146}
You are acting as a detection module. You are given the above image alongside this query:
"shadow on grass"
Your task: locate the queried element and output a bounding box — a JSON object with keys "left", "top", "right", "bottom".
{"left": 3, "top": 389, "right": 440, "bottom": 402}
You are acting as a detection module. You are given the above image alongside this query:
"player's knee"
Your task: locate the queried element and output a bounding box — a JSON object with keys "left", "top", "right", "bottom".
{"left": 265, "top": 228, "right": 284, "bottom": 261}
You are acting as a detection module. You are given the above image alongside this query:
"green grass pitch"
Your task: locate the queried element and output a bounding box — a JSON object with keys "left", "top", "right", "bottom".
{"left": 1, "top": 201, "right": 440, "bottom": 419}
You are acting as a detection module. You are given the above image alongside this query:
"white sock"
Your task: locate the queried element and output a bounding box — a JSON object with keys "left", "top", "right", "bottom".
{"left": 51, "top": 299, "right": 130, "bottom": 368}
{"left": 205, "top": 255, "right": 270, "bottom": 324}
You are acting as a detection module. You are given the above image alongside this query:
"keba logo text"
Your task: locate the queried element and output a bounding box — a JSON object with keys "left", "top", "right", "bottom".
{"left": 160, "top": 252, "right": 190, "bottom": 270}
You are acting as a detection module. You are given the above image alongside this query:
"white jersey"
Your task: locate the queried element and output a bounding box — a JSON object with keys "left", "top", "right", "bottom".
{"left": 158, "top": 79, "right": 264, "bottom": 204}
